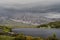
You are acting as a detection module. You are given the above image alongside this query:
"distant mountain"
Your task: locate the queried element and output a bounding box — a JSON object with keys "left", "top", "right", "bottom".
{"left": 0, "top": 3, "right": 60, "bottom": 26}
{"left": 0, "top": 14, "right": 60, "bottom": 26}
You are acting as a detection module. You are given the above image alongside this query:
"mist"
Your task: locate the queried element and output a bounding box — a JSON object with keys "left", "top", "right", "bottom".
{"left": 0, "top": 0, "right": 60, "bottom": 18}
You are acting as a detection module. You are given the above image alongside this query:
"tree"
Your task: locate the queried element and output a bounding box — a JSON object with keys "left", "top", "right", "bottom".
{"left": 47, "top": 33, "right": 58, "bottom": 40}
{"left": 15, "top": 33, "right": 26, "bottom": 40}
{"left": 3, "top": 26, "right": 12, "bottom": 33}
{"left": 37, "top": 24, "right": 48, "bottom": 28}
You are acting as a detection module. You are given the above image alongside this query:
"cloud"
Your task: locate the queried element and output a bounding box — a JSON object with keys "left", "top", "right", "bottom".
{"left": 0, "top": 0, "right": 60, "bottom": 14}
{"left": 45, "top": 13, "right": 60, "bottom": 18}
{"left": 0, "top": 0, "right": 42, "bottom": 4}
{"left": 0, "top": 0, "right": 60, "bottom": 4}
{"left": 0, "top": 0, "right": 59, "bottom": 8}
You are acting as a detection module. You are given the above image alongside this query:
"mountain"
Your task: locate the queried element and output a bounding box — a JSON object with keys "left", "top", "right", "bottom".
{"left": 0, "top": 3, "right": 60, "bottom": 26}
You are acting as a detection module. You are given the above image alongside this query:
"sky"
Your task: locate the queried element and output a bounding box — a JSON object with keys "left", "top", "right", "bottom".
{"left": 45, "top": 13, "right": 60, "bottom": 18}
{"left": 0, "top": 0, "right": 60, "bottom": 18}
{"left": 0, "top": 0, "right": 60, "bottom": 4}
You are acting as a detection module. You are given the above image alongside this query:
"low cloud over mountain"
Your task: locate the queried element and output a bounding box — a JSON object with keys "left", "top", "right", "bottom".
{"left": 0, "top": 0, "right": 60, "bottom": 25}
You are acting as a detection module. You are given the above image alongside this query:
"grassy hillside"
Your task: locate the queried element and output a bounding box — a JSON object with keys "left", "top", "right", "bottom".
{"left": 37, "top": 21, "right": 60, "bottom": 28}
{"left": 0, "top": 19, "right": 36, "bottom": 28}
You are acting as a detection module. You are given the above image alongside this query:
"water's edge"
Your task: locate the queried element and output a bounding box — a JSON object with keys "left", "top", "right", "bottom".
{"left": 12, "top": 28, "right": 60, "bottom": 38}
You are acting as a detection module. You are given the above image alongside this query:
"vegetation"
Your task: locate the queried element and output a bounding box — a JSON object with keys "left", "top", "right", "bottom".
{"left": 0, "top": 33, "right": 59, "bottom": 40}
{"left": 0, "top": 26, "right": 12, "bottom": 32}
{"left": 0, "top": 35, "right": 15, "bottom": 40}
{"left": 37, "top": 21, "right": 60, "bottom": 28}
{"left": 46, "top": 33, "right": 58, "bottom": 40}
{"left": 0, "top": 20, "right": 36, "bottom": 28}
{"left": 0, "top": 24, "right": 59, "bottom": 40}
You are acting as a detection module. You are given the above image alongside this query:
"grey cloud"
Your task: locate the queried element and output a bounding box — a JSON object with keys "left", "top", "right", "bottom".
{"left": 0, "top": 0, "right": 60, "bottom": 14}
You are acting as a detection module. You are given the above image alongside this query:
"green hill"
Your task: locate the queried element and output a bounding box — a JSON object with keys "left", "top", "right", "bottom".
{"left": 0, "top": 19, "right": 36, "bottom": 28}
{"left": 37, "top": 21, "right": 60, "bottom": 28}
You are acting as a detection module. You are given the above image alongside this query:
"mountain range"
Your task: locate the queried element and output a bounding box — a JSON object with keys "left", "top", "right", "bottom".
{"left": 0, "top": 3, "right": 60, "bottom": 26}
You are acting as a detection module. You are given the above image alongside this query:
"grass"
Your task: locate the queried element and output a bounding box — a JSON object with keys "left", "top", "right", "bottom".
{"left": 0, "top": 20, "right": 36, "bottom": 28}
{"left": 0, "top": 35, "right": 15, "bottom": 40}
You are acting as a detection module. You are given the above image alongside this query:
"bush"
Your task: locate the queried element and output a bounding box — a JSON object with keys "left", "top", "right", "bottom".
{"left": 0, "top": 35, "right": 15, "bottom": 40}
{"left": 15, "top": 33, "right": 26, "bottom": 40}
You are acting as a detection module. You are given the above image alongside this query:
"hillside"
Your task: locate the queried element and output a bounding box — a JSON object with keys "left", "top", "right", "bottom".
{"left": 0, "top": 17, "right": 36, "bottom": 28}
{"left": 0, "top": 1, "right": 60, "bottom": 27}
{"left": 37, "top": 21, "right": 60, "bottom": 28}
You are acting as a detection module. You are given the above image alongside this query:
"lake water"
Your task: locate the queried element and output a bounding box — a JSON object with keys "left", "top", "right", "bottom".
{"left": 12, "top": 28, "right": 60, "bottom": 38}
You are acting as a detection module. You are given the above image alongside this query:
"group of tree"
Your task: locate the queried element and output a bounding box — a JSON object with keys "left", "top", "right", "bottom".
{"left": 37, "top": 21, "right": 60, "bottom": 28}
{"left": 0, "top": 25, "right": 12, "bottom": 35}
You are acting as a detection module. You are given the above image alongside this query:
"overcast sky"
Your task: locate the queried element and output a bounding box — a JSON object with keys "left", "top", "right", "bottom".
{"left": 0, "top": 0, "right": 60, "bottom": 18}
{"left": 0, "top": 0, "right": 60, "bottom": 4}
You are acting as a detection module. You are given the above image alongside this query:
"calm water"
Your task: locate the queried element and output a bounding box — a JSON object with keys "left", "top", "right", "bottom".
{"left": 12, "top": 28, "right": 60, "bottom": 38}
